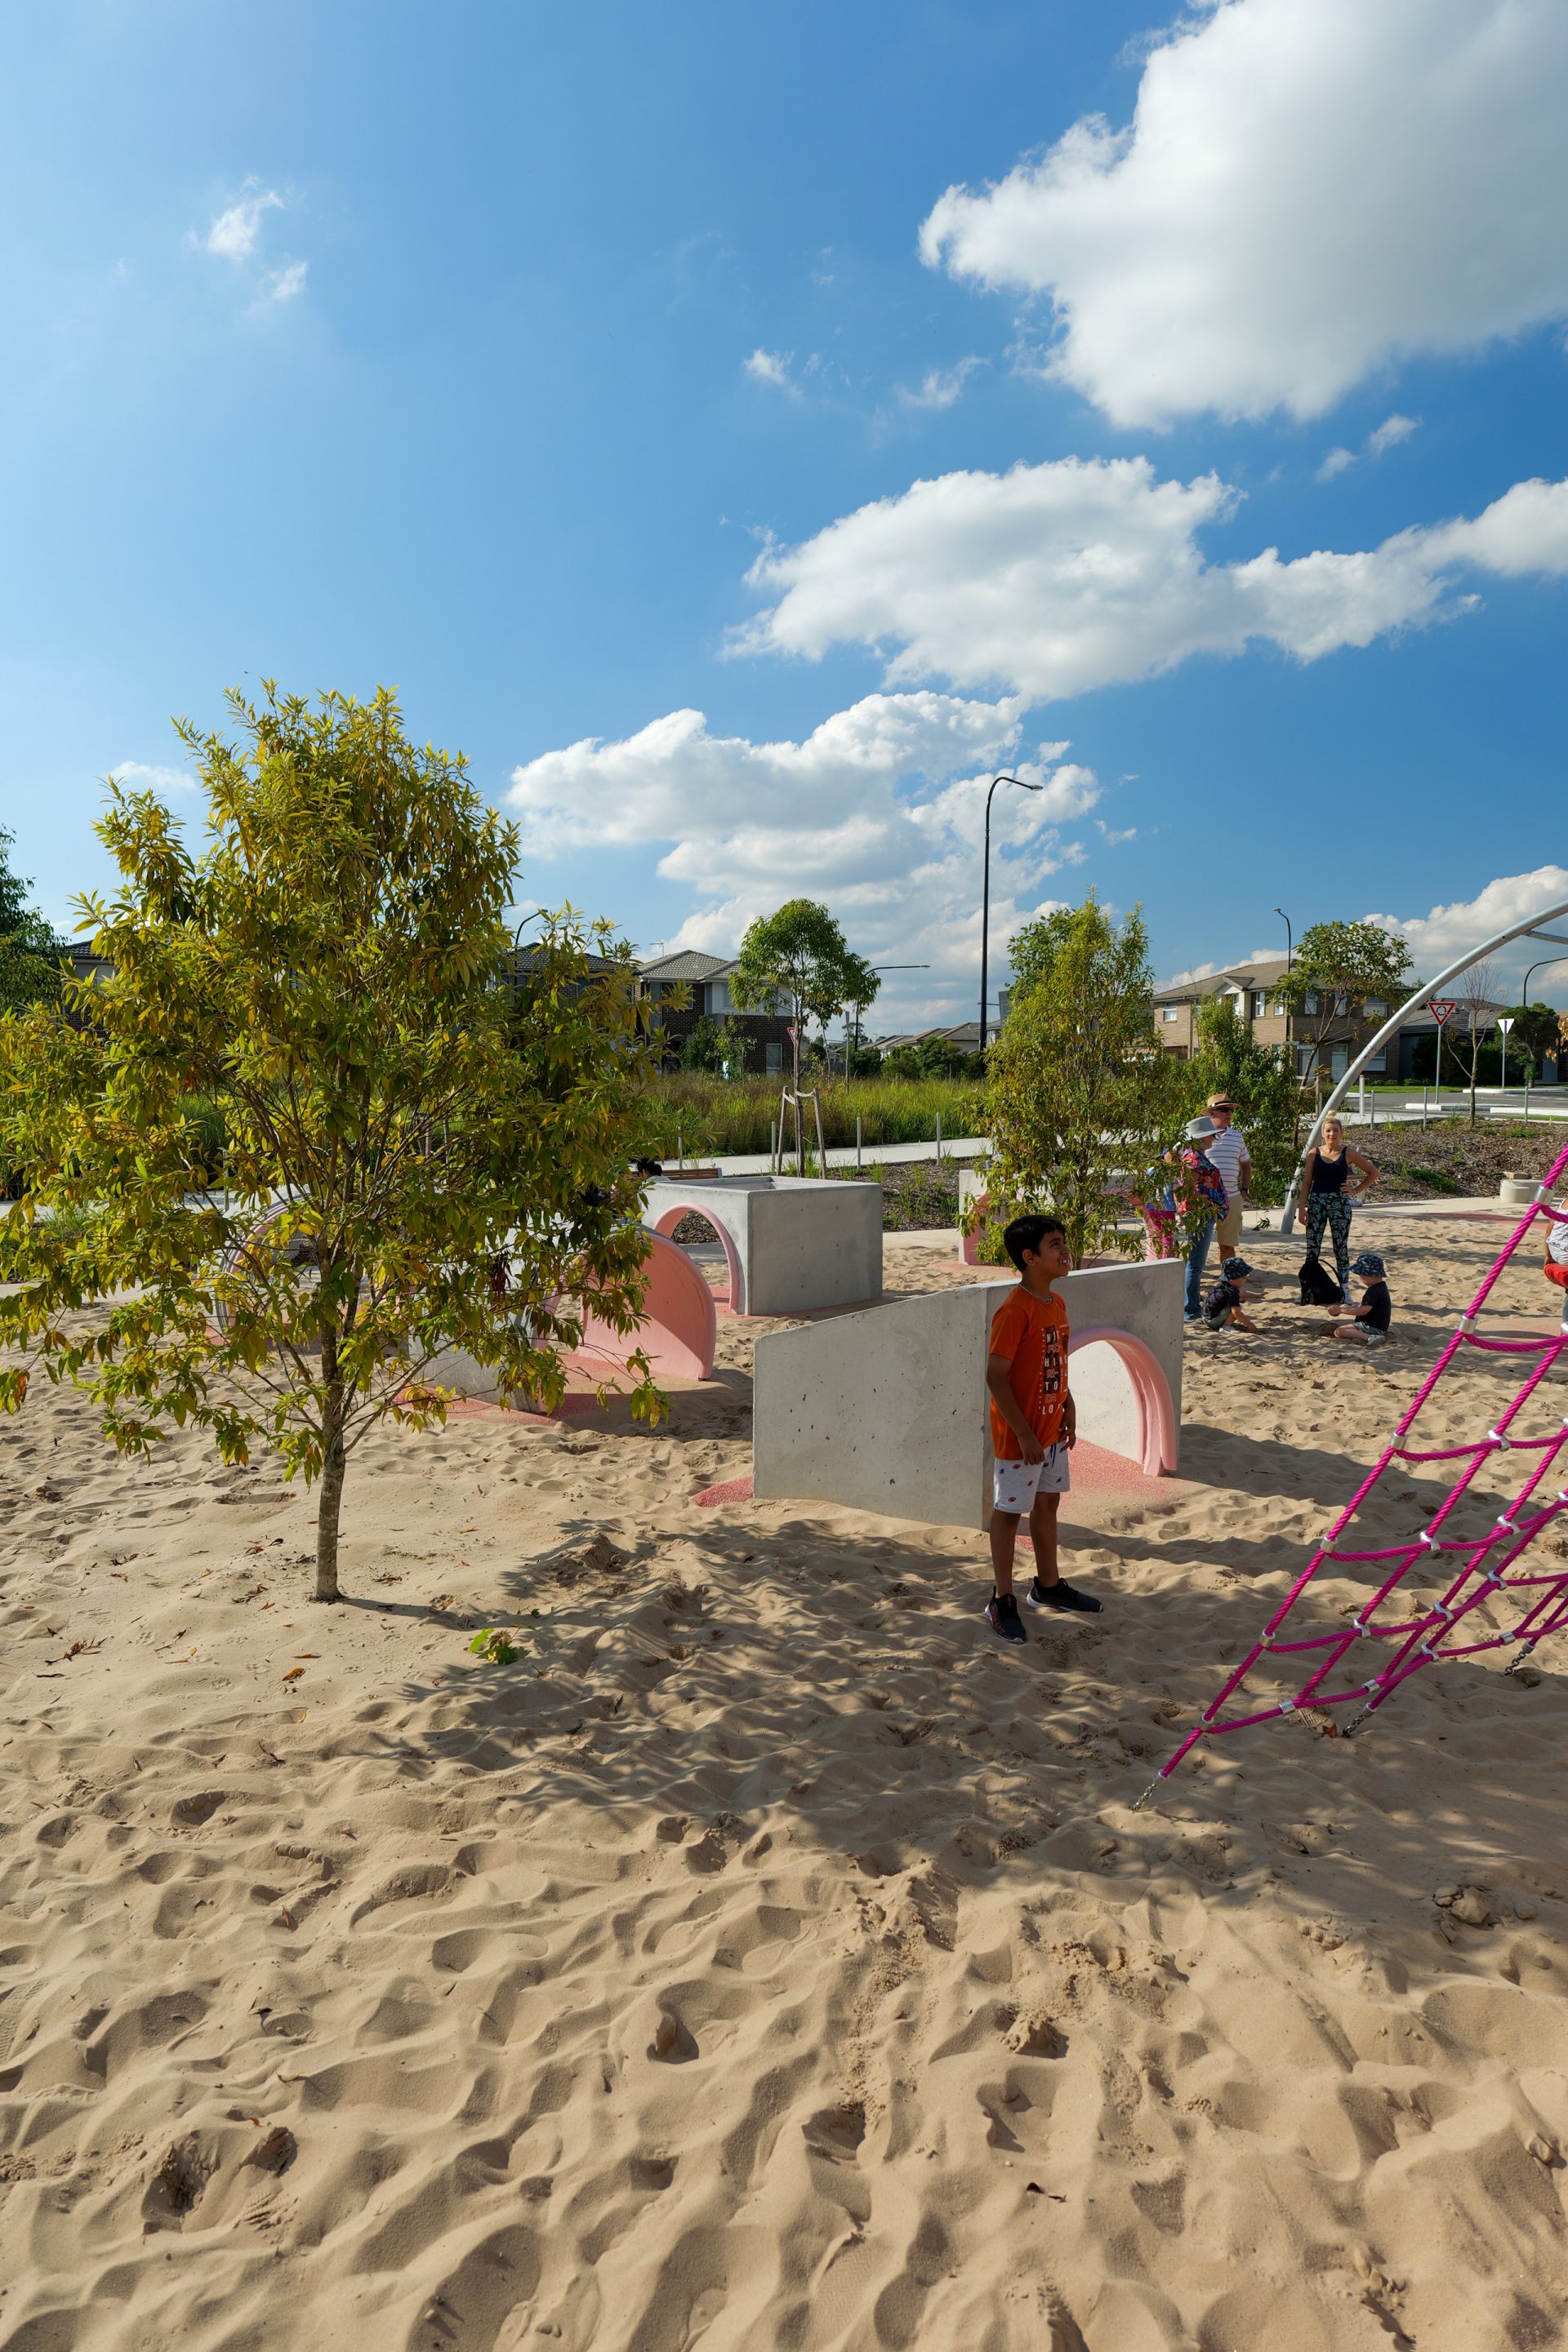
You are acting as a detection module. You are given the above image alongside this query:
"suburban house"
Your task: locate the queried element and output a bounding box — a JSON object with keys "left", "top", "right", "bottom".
{"left": 1152, "top": 955, "right": 1526, "bottom": 1085}
{"left": 874, "top": 1020, "right": 986, "bottom": 1061}
{"left": 636, "top": 950, "right": 792, "bottom": 1074}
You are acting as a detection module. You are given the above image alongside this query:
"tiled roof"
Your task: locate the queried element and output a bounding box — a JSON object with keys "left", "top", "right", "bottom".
{"left": 638, "top": 950, "right": 734, "bottom": 982}
{"left": 1153, "top": 953, "right": 1293, "bottom": 1002}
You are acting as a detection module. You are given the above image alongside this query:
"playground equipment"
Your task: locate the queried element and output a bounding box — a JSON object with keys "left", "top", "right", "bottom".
{"left": 1146, "top": 1140, "right": 1568, "bottom": 1797}
{"left": 644, "top": 1174, "right": 883, "bottom": 1317}
{"left": 752, "top": 1260, "right": 1183, "bottom": 1528}
{"left": 1280, "top": 891, "right": 1568, "bottom": 1234}
{"left": 425, "top": 1227, "right": 717, "bottom": 1401}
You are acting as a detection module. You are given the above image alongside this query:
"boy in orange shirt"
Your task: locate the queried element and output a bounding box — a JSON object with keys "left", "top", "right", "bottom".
{"left": 983, "top": 1213, "right": 1102, "bottom": 1642}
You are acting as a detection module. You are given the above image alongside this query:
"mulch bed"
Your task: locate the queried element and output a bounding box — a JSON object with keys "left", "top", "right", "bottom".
{"left": 1343, "top": 1116, "right": 1567, "bottom": 1202}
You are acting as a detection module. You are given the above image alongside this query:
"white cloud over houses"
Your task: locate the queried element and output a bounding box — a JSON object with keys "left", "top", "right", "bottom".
{"left": 920, "top": 0, "right": 1568, "bottom": 425}
{"left": 1368, "top": 868, "right": 1568, "bottom": 987}
{"left": 737, "top": 457, "right": 1568, "bottom": 701}
{"left": 507, "top": 692, "right": 1098, "bottom": 1023}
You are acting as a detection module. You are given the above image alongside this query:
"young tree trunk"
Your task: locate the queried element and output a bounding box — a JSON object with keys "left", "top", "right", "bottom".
{"left": 1468, "top": 1018, "right": 1478, "bottom": 1127}
{"left": 314, "top": 1377, "right": 347, "bottom": 1603}
{"left": 791, "top": 1006, "right": 805, "bottom": 1176}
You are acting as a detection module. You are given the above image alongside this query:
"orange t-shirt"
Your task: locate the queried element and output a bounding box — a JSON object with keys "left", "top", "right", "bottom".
{"left": 988, "top": 1286, "right": 1070, "bottom": 1459}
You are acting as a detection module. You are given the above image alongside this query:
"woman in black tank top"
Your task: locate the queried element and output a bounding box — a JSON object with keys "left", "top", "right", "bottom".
{"left": 1298, "top": 1114, "right": 1379, "bottom": 1302}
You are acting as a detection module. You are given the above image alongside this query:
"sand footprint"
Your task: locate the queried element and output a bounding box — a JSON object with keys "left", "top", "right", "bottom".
{"left": 801, "top": 2100, "right": 865, "bottom": 2163}
{"left": 648, "top": 2002, "right": 697, "bottom": 2063}
{"left": 407, "top": 2222, "right": 542, "bottom": 2352}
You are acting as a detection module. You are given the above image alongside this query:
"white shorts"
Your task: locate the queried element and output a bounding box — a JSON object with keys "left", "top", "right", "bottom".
{"left": 992, "top": 1443, "right": 1071, "bottom": 1514}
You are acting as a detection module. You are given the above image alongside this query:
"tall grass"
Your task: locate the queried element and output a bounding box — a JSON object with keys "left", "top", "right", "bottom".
{"left": 632, "top": 1074, "right": 987, "bottom": 1162}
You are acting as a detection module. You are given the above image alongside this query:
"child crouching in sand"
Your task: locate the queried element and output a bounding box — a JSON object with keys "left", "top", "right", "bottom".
{"left": 983, "top": 1214, "right": 1102, "bottom": 1643}
{"left": 1327, "top": 1250, "right": 1392, "bottom": 1345}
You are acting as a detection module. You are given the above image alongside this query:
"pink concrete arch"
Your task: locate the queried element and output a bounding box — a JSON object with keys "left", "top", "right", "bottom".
{"left": 567, "top": 1228, "right": 717, "bottom": 1383}
{"left": 650, "top": 1198, "right": 743, "bottom": 1312}
{"left": 1067, "top": 1325, "right": 1178, "bottom": 1479}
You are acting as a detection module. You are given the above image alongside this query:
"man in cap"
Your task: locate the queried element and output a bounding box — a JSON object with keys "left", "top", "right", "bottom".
{"left": 1202, "top": 1094, "right": 1251, "bottom": 1266}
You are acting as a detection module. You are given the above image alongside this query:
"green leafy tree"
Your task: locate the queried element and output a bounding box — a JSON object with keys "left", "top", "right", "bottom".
{"left": 1276, "top": 920, "right": 1413, "bottom": 1103}
{"left": 884, "top": 1036, "right": 979, "bottom": 1081}
{"left": 1503, "top": 1003, "right": 1560, "bottom": 1078}
{"left": 731, "top": 899, "right": 876, "bottom": 1165}
{"left": 984, "top": 895, "right": 1179, "bottom": 1263}
{"left": 0, "top": 684, "right": 662, "bottom": 1605}
{"left": 1187, "top": 996, "right": 1305, "bottom": 1206}
{"left": 0, "top": 824, "right": 67, "bottom": 1017}
{"left": 1004, "top": 906, "right": 1078, "bottom": 1009}
{"left": 677, "top": 1012, "right": 745, "bottom": 1076}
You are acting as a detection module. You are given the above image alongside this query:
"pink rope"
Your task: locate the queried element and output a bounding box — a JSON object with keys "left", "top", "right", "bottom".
{"left": 1152, "top": 1149, "right": 1568, "bottom": 1787}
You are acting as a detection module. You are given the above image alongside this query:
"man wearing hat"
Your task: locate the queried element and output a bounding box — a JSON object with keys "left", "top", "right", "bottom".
{"left": 1202, "top": 1094, "right": 1251, "bottom": 1265}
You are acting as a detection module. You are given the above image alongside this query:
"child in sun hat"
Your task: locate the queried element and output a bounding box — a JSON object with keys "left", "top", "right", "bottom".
{"left": 1200, "top": 1255, "right": 1258, "bottom": 1334}
{"left": 1328, "top": 1250, "right": 1392, "bottom": 1345}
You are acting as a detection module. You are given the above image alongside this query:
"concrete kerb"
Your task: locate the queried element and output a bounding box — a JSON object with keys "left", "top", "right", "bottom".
{"left": 752, "top": 1259, "right": 1184, "bottom": 1532}
{"left": 644, "top": 1174, "right": 884, "bottom": 1317}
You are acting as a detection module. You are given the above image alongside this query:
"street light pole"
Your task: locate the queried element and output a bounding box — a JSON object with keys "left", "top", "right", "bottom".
{"left": 980, "top": 774, "right": 1043, "bottom": 1056}
{"left": 1273, "top": 906, "right": 1293, "bottom": 970}
{"left": 1515, "top": 956, "right": 1568, "bottom": 1086}
{"left": 849, "top": 963, "right": 929, "bottom": 1066}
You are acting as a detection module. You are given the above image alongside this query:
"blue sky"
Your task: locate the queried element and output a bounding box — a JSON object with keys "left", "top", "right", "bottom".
{"left": 3, "top": 0, "right": 1566, "bottom": 1028}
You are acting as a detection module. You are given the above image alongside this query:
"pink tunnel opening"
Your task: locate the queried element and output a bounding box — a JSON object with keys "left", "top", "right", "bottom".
{"left": 1067, "top": 1325, "right": 1179, "bottom": 1479}
{"left": 651, "top": 1200, "right": 744, "bottom": 1314}
{"left": 560, "top": 1229, "right": 717, "bottom": 1384}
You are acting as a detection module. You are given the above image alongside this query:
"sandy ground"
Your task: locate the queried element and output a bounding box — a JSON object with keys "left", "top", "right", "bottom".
{"left": 4, "top": 1223, "right": 1568, "bottom": 2350}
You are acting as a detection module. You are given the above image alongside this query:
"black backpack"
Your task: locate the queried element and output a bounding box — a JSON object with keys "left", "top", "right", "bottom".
{"left": 1298, "top": 1255, "right": 1344, "bottom": 1307}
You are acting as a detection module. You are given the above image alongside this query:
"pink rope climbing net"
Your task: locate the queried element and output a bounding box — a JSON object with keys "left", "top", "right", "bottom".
{"left": 1148, "top": 1137, "right": 1568, "bottom": 1793}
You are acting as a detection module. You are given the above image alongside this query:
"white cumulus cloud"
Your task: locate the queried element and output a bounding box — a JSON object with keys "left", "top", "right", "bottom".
{"left": 1366, "top": 413, "right": 1420, "bottom": 460}
{"left": 1317, "top": 413, "right": 1419, "bottom": 482}
{"left": 743, "top": 348, "right": 796, "bottom": 392}
{"left": 195, "top": 183, "right": 305, "bottom": 308}
{"left": 110, "top": 760, "right": 196, "bottom": 795}
{"left": 1368, "top": 869, "right": 1568, "bottom": 987}
{"left": 737, "top": 456, "right": 1568, "bottom": 701}
{"left": 262, "top": 260, "right": 308, "bottom": 306}
{"left": 204, "top": 186, "right": 284, "bottom": 262}
{"left": 507, "top": 693, "right": 1098, "bottom": 1025}
{"left": 920, "top": 0, "right": 1568, "bottom": 425}
{"left": 898, "top": 358, "right": 985, "bottom": 411}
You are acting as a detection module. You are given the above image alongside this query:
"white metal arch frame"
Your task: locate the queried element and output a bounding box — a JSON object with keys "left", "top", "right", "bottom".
{"left": 1277, "top": 895, "right": 1568, "bottom": 1235}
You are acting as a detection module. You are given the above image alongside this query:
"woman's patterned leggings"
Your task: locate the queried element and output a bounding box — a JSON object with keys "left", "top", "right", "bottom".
{"left": 1304, "top": 1192, "right": 1353, "bottom": 1296}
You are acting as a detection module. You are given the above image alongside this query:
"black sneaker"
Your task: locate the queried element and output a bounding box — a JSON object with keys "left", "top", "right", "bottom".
{"left": 1025, "top": 1578, "right": 1102, "bottom": 1616}
{"left": 984, "top": 1592, "right": 1027, "bottom": 1643}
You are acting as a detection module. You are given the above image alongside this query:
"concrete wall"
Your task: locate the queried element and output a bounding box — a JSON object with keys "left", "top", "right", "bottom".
{"left": 752, "top": 1259, "right": 1184, "bottom": 1530}
{"left": 645, "top": 1174, "right": 883, "bottom": 1316}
